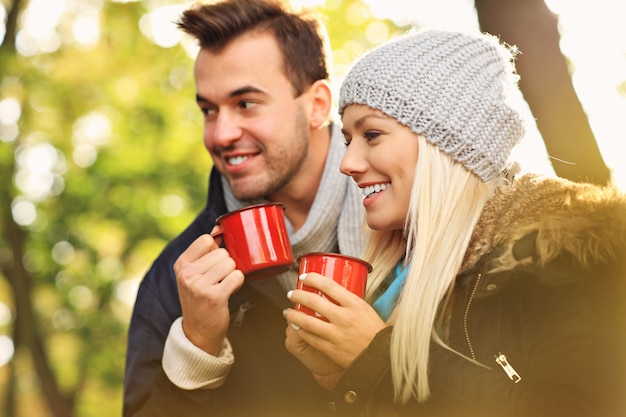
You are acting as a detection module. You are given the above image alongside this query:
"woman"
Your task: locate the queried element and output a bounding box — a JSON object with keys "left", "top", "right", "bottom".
{"left": 283, "top": 29, "right": 626, "bottom": 416}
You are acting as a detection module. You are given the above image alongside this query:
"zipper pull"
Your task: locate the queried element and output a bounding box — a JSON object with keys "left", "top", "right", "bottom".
{"left": 232, "top": 302, "right": 254, "bottom": 328}
{"left": 495, "top": 352, "right": 521, "bottom": 383}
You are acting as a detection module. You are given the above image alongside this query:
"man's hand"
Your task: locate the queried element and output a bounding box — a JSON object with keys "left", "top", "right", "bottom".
{"left": 173, "top": 227, "right": 244, "bottom": 355}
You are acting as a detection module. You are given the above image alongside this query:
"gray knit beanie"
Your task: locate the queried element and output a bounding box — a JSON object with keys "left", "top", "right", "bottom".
{"left": 339, "top": 29, "right": 526, "bottom": 182}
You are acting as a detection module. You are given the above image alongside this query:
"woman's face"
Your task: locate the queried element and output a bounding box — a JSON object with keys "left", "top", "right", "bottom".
{"left": 340, "top": 104, "right": 419, "bottom": 231}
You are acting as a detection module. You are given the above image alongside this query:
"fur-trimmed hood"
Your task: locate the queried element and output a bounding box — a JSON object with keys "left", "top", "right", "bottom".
{"left": 461, "top": 174, "right": 626, "bottom": 284}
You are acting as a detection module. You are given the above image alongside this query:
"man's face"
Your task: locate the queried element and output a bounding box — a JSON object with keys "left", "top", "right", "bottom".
{"left": 194, "top": 31, "right": 309, "bottom": 201}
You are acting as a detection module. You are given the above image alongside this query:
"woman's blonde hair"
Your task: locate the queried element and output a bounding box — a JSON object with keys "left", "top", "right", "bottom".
{"left": 364, "top": 135, "right": 500, "bottom": 404}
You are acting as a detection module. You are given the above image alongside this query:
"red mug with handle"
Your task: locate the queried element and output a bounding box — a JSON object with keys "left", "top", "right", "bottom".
{"left": 295, "top": 252, "right": 372, "bottom": 320}
{"left": 215, "top": 203, "right": 294, "bottom": 281}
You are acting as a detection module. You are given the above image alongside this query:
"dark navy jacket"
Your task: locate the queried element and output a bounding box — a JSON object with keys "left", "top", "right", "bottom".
{"left": 123, "top": 168, "right": 330, "bottom": 417}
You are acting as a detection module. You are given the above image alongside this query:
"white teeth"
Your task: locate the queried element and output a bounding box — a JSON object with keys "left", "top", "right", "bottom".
{"left": 362, "top": 183, "right": 390, "bottom": 198}
{"left": 227, "top": 156, "right": 249, "bottom": 166}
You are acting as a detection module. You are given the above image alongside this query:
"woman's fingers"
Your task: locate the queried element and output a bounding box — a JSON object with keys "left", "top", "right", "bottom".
{"left": 290, "top": 272, "right": 364, "bottom": 321}
{"left": 285, "top": 278, "right": 388, "bottom": 369}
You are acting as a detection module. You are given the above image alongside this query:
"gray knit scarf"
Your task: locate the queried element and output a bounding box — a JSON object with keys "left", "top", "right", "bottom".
{"left": 221, "top": 123, "right": 364, "bottom": 296}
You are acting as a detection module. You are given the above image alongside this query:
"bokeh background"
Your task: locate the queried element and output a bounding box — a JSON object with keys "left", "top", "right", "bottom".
{"left": 1, "top": 0, "right": 624, "bottom": 416}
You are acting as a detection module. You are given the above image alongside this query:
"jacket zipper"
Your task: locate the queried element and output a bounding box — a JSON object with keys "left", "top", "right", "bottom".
{"left": 495, "top": 352, "right": 522, "bottom": 383}
{"left": 463, "top": 273, "right": 481, "bottom": 360}
{"left": 463, "top": 272, "right": 522, "bottom": 383}
{"left": 232, "top": 302, "right": 254, "bottom": 328}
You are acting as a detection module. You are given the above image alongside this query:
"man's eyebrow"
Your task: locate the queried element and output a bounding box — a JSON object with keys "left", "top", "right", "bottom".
{"left": 196, "top": 86, "right": 266, "bottom": 105}
{"left": 229, "top": 86, "right": 265, "bottom": 97}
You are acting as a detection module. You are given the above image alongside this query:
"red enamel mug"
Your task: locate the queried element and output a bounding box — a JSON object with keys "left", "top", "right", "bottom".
{"left": 295, "top": 252, "right": 372, "bottom": 319}
{"left": 215, "top": 203, "right": 294, "bottom": 281}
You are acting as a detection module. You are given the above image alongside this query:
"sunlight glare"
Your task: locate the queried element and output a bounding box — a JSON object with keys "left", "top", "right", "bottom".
{"left": 0, "top": 335, "right": 15, "bottom": 368}
{"left": 159, "top": 194, "right": 185, "bottom": 217}
{"left": 115, "top": 278, "right": 141, "bottom": 307}
{"left": 52, "top": 241, "right": 76, "bottom": 266}
{"left": 0, "top": 98, "right": 21, "bottom": 143}
{"left": 291, "top": 0, "right": 326, "bottom": 8}
{"left": 365, "top": 20, "right": 390, "bottom": 45}
{"left": 72, "top": 13, "right": 100, "bottom": 47}
{"left": 72, "top": 110, "right": 112, "bottom": 167}
{"left": 68, "top": 286, "right": 95, "bottom": 311}
{"left": 0, "top": 6, "right": 6, "bottom": 45}
{"left": 11, "top": 198, "right": 37, "bottom": 226}
{"left": 0, "top": 98, "right": 21, "bottom": 124}
{"left": 140, "top": 4, "right": 190, "bottom": 48}
{"left": 545, "top": 0, "right": 626, "bottom": 189}
{"left": 72, "top": 111, "right": 112, "bottom": 147}
{"left": 15, "top": 141, "right": 66, "bottom": 200}
{"left": 0, "top": 303, "right": 12, "bottom": 326}
{"left": 17, "top": 0, "right": 65, "bottom": 55}
{"left": 345, "top": 2, "right": 371, "bottom": 27}
{"left": 366, "top": 0, "right": 478, "bottom": 31}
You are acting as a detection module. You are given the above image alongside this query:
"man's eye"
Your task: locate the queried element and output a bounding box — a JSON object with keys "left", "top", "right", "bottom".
{"left": 200, "top": 107, "right": 216, "bottom": 117}
{"left": 240, "top": 101, "right": 257, "bottom": 110}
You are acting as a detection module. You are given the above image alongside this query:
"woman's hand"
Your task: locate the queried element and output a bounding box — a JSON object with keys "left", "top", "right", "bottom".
{"left": 284, "top": 317, "right": 344, "bottom": 375}
{"left": 284, "top": 272, "right": 387, "bottom": 369}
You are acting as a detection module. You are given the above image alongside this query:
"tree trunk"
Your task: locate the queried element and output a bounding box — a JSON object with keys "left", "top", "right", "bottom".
{"left": 474, "top": 0, "right": 611, "bottom": 185}
{"left": 1, "top": 175, "right": 76, "bottom": 417}
{"left": 3, "top": 354, "right": 17, "bottom": 417}
{"left": 1, "top": 2, "right": 76, "bottom": 416}
{"left": 0, "top": 0, "right": 22, "bottom": 52}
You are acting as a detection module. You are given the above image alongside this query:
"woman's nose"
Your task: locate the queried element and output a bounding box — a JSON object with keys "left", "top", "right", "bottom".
{"left": 340, "top": 141, "right": 368, "bottom": 177}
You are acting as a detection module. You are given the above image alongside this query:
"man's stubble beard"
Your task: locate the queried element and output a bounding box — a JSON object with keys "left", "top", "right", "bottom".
{"left": 231, "top": 106, "right": 310, "bottom": 201}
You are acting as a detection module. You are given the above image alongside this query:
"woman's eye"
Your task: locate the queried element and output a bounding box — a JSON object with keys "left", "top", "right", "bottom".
{"left": 364, "top": 131, "right": 381, "bottom": 141}
{"left": 341, "top": 132, "right": 352, "bottom": 147}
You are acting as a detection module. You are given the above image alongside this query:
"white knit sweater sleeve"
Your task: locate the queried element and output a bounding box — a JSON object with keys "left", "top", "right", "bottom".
{"left": 162, "top": 317, "right": 234, "bottom": 390}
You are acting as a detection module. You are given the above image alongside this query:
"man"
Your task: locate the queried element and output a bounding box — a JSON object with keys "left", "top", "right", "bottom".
{"left": 123, "top": 0, "right": 363, "bottom": 416}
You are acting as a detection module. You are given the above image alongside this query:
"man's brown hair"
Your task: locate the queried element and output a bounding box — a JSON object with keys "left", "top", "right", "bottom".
{"left": 178, "top": 0, "right": 331, "bottom": 96}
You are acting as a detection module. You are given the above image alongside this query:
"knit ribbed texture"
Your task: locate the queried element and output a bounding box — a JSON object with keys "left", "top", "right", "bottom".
{"left": 162, "top": 317, "right": 234, "bottom": 390}
{"left": 339, "top": 29, "right": 526, "bottom": 182}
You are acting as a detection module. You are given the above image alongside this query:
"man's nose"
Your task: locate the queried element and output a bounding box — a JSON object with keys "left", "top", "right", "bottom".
{"left": 209, "top": 110, "right": 242, "bottom": 149}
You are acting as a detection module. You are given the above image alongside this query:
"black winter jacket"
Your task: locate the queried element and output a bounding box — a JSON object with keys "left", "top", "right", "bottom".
{"left": 123, "top": 168, "right": 332, "bottom": 417}
{"left": 323, "top": 175, "right": 626, "bottom": 417}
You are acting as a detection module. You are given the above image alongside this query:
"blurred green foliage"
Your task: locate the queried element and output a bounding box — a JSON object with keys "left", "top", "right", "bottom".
{"left": 0, "top": 0, "right": 407, "bottom": 415}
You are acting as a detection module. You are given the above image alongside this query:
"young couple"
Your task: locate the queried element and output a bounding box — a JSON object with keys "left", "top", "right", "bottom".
{"left": 125, "top": 1, "right": 626, "bottom": 416}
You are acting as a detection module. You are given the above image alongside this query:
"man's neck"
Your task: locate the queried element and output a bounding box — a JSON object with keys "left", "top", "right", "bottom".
{"left": 269, "top": 125, "right": 331, "bottom": 231}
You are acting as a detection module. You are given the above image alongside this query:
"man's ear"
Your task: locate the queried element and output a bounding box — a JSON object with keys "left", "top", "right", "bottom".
{"left": 307, "top": 79, "right": 332, "bottom": 130}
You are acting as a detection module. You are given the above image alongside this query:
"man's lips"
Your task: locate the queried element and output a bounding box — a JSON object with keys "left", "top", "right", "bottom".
{"left": 219, "top": 150, "right": 259, "bottom": 167}
{"left": 226, "top": 155, "right": 250, "bottom": 166}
